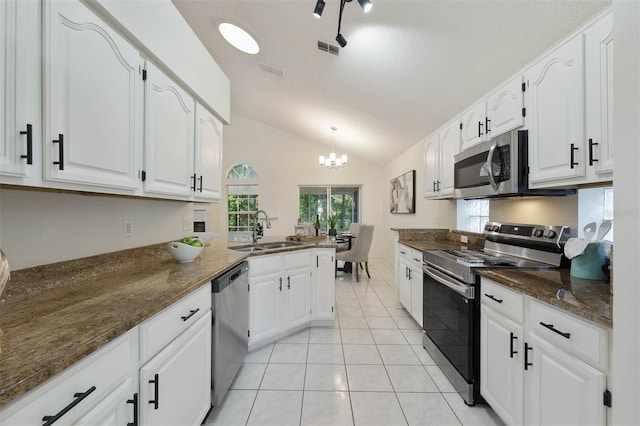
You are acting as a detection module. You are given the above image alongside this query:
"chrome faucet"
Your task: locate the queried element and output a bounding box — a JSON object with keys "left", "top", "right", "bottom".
{"left": 253, "top": 210, "right": 271, "bottom": 243}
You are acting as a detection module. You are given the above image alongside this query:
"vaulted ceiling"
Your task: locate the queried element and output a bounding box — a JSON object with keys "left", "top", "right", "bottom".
{"left": 173, "top": 0, "right": 610, "bottom": 166}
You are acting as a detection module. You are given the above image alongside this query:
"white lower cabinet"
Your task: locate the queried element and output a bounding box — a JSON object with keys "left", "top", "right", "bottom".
{"left": 396, "top": 244, "right": 423, "bottom": 326}
{"left": 1, "top": 330, "right": 138, "bottom": 425}
{"left": 140, "top": 311, "right": 212, "bottom": 426}
{"left": 248, "top": 248, "right": 335, "bottom": 347}
{"left": 480, "top": 278, "right": 609, "bottom": 426}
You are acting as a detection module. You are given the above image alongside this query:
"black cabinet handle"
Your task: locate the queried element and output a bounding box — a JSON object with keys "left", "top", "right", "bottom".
{"left": 524, "top": 343, "right": 533, "bottom": 370}
{"left": 181, "top": 308, "right": 200, "bottom": 321}
{"left": 190, "top": 173, "right": 197, "bottom": 191}
{"left": 432, "top": 181, "right": 436, "bottom": 193}
{"left": 198, "top": 175, "right": 203, "bottom": 192}
{"left": 53, "top": 134, "right": 64, "bottom": 170}
{"left": 19, "top": 123, "right": 33, "bottom": 164}
{"left": 484, "top": 293, "right": 503, "bottom": 304}
{"left": 400, "top": 250, "right": 406, "bottom": 255}
{"left": 478, "top": 121, "right": 484, "bottom": 137}
{"left": 127, "top": 393, "right": 139, "bottom": 426}
{"left": 485, "top": 117, "right": 491, "bottom": 133}
{"left": 148, "top": 374, "right": 159, "bottom": 410}
{"left": 287, "top": 276, "right": 291, "bottom": 290}
{"left": 539, "top": 322, "right": 571, "bottom": 339}
{"left": 570, "top": 143, "right": 578, "bottom": 169}
{"left": 436, "top": 180, "right": 441, "bottom": 192}
{"left": 510, "top": 332, "right": 518, "bottom": 358}
{"left": 42, "top": 386, "right": 96, "bottom": 425}
{"left": 588, "top": 138, "right": 598, "bottom": 166}
{"left": 279, "top": 277, "right": 282, "bottom": 291}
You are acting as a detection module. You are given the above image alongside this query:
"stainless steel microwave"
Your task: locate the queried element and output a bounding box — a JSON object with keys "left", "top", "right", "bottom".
{"left": 453, "top": 130, "right": 575, "bottom": 199}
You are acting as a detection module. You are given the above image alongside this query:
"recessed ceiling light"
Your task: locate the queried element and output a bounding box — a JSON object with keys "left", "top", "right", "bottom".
{"left": 218, "top": 22, "right": 260, "bottom": 55}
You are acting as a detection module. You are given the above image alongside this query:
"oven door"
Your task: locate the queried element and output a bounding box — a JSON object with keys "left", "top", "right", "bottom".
{"left": 422, "top": 264, "right": 477, "bottom": 382}
{"left": 453, "top": 131, "right": 518, "bottom": 199}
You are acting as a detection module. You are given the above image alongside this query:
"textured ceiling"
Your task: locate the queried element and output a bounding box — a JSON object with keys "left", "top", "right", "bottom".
{"left": 172, "top": 0, "right": 610, "bottom": 166}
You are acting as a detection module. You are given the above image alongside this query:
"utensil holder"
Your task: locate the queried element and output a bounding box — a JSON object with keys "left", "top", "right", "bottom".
{"left": 570, "top": 243, "right": 608, "bottom": 281}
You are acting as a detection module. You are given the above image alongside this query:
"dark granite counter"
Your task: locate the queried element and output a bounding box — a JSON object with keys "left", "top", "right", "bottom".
{"left": 478, "top": 269, "right": 612, "bottom": 328}
{"left": 0, "top": 237, "right": 335, "bottom": 407}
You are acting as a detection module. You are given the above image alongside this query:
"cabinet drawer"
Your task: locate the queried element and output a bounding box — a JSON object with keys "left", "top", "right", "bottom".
{"left": 527, "top": 298, "right": 608, "bottom": 369}
{"left": 3, "top": 331, "right": 135, "bottom": 425}
{"left": 140, "top": 283, "right": 211, "bottom": 363}
{"left": 249, "top": 253, "right": 282, "bottom": 277}
{"left": 398, "top": 245, "right": 411, "bottom": 261}
{"left": 284, "top": 250, "right": 311, "bottom": 271}
{"left": 481, "top": 278, "right": 524, "bottom": 324}
{"left": 410, "top": 249, "right": 423, "bottom": 270}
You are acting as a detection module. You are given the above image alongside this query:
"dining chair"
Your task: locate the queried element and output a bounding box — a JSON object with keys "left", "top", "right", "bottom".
{"left": 335, "top": 225, "right": 374, "bottom": 282}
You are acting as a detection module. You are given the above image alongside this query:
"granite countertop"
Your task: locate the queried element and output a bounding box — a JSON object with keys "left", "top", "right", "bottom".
{"left": 478, "top": 269, "right": 612, "bottom": 328}
{"left": 396, "top": 229, "right": 611, "bottom": 329}
{"left": 0, "top": 236, "right": 337, "bottom": 407}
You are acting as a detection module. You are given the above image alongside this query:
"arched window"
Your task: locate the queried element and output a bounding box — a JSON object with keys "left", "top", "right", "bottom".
{"left": 227, "top": 163, "right": 258, "bottom": 179}
{"left": 227, "top": 163, "right": 259, "bottom": 242}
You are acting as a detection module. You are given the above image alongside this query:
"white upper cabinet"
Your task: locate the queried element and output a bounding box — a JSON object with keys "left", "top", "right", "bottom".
{"left": 194, "top": 104, "right": 223, "bottom": 201}
{"left": 43, "top": 0, "right": 143, "bottom": 192}
{"left": 144, "top": 62, "right": 195, "bottom": 199}
{"left": 423, "top": 118, "right": 460, "bottom": 199}
{"left": 524, "top": 36, "right": 585, "bottom": 186}
{"left": 584, "top": 11, "right": 613, "bottom": 179}
{"left": 423, "top": 134, "right": 440, "bottom": 198}
{"left": 460, "top": 101, "right": 487, "bottom": 151}
{"left": 0, "top": 0, "right": 41, "bottom": 186}
{"left": 486, "top": 75, "right": 525, "bottom": 139}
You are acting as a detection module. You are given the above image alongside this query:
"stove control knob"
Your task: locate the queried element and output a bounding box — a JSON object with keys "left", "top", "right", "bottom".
{"left": 484, "top": 224, "right": 493, "bottom": 232}
{"left": 534, "top": 229, "right": 544, "bottom": 238}
{"left": 491, "top": 225, "right": 500, "bottom": 232}
{"left": 543, "top": 230, "right": 557, "bottom": 239}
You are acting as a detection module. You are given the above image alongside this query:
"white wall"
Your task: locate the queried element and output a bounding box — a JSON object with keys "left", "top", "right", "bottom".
{"left": 0, "top": 189, "right": 200, "bottom": 270}
{"left": 219, "top": 114, "right": 388, "bottom": 258}
{"left": 611, "top": 0, "right": 640, "bottom": 422}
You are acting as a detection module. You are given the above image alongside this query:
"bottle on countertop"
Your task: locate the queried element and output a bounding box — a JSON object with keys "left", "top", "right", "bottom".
{"left": 314, "top": 215, "right": 320, "bottom": 236}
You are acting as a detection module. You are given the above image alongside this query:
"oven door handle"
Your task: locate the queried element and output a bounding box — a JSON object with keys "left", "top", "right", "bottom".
{"left": 485, "top": 140, "right": 500, "bottom": 192}
{"left": 423, "top": 266, "right": 474, "bottom": 299}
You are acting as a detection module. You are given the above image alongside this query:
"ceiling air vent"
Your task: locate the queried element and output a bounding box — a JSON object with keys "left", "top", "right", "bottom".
{"left": 317, "top": 40, "right": 339, "bottom": 56}
{"left": 258, "top": 62, "right": 284, "bottom": 77}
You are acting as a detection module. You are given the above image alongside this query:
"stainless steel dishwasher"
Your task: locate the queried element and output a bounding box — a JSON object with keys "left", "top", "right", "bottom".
{"left": 211, "top": 261, "right": 249, "bottom": 407}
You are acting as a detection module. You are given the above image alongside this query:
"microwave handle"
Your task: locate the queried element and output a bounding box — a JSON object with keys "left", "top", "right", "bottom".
{"left": 485, "top": 140, "right": 499, "bottom": 192}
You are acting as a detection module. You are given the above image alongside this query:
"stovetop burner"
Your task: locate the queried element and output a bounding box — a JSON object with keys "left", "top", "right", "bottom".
{"left": 443, "top": 249, "right": 520, "bottom": 267}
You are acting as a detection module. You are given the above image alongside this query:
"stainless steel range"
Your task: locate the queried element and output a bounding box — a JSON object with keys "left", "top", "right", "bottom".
{"left": 422, "top": 222, "right": 571, "bottom": 406}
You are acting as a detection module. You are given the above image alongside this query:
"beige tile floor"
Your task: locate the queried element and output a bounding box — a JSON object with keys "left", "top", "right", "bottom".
{"left": 205, "top": 258, "right": 503, "bottom": 426}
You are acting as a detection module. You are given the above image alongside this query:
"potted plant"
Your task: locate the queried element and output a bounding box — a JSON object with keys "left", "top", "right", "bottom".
{"left": 328, "top": 216, "right": 338, "bottom": 236}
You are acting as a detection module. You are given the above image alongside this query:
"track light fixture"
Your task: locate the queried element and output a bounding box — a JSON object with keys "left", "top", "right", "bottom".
{"left": 313, "top": 0, "right": 325, "bottom": 18}
{"left": 313, "top": 0, "right": 372, "bottom": 48}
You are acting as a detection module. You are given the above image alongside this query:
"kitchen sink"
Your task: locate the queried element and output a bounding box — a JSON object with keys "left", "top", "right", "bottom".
{"left": 230, "top": 241, "right": 302, "bottom": 252}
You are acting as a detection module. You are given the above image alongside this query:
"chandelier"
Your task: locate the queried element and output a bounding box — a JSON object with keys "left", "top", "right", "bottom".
{"left": 319, "top": 126, "right": 348, "bottom": 169}
{"left": 313, "top": 0, "right": 373, "bottom": 47}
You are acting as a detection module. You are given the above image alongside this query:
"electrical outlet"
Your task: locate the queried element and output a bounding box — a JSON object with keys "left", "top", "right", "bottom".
{"left": 183, "top": 216, "right": 192, "bottom": 231}
{"left": 124, "top": 219, "right": 132, "bottom": 237}
{"left": 461, "top": 235, "right": 468, "bottom": 243}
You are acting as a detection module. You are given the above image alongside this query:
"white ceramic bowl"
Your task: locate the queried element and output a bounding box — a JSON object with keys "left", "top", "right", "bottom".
{"left": 167, "top": 241, "right": 204, "bottom": 263}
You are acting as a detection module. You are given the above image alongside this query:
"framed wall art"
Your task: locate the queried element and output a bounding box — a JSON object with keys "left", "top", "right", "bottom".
{"left": 390, "top": 170, "right": 415, "bottom": 214}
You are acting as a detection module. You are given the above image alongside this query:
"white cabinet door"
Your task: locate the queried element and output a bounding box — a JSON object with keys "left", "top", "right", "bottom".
{"left": 144, "top": 62, "right": 195, "bottom": 198}
{"left": 43, "top": 0, "right": 143, "bottom": 191}
{"left": 76, "top": 378, "right": 136, "bottom": 426}
{"left": 249, "top": 273, "right": 282, "bottom": 345}
{"left": 410, "top": 264, "right": 423, "bottom": 326}
{"left": 487, "top": 75, "right": 524, "bottom": 139}
{"left": 526, "top": 332, "right": 605, "bottom": 426}
{"left": 398, "top": 257, "right": 412, "bottom": 310}
{"left": 423, "top": 135, "right": 439, "bottom": 198}
{"left": 584, "top": 11, "right": 613, "bottom": 179}
{"left": 314, "top": 249, "right": 335, "bottom": 320}
{"left": 438, "top": 119, "right": 460, "bottom": 197}
{"left": 525, "top": 36, "right": 585, "bottom": 186}
{"left": 284, "top": 267, "right": 312, "bottom": 330}
{"left": 194, "top": 103, "right": 223, "bottom": 201}
{"left": 0, "top": 0, "right": 41, "bottom": 186}
{"left": 460, "top": 101, "right": 487, "bottom": 151}
{"left": 140, "top": 311, "right": 211, "bottom": 426}
{"left": 481, "top": 307, "right": 524, "bottom": 426}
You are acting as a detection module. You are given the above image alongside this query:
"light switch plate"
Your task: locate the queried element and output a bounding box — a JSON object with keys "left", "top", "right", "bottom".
{"left": 124, "top": 219, "right": 132, "bottom": 237}
{"left": 183, "top": 216, "right": 192, "bottom": 231}
{"left": 461, "top": 235, "right": 468, "bottom": 243}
